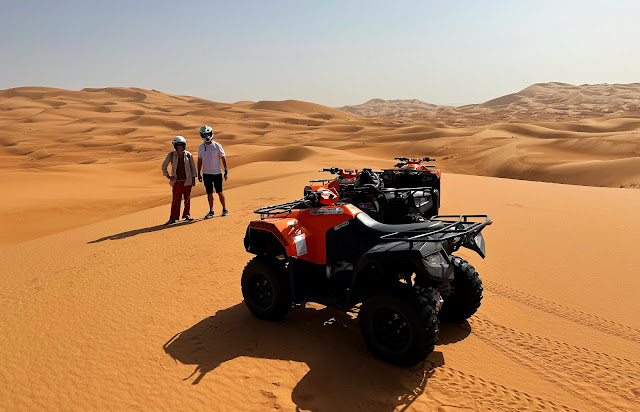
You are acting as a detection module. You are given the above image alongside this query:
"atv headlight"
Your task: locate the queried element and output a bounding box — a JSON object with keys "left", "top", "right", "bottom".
{"left": 423, "top": 250, "right": 448, "bottom": 265}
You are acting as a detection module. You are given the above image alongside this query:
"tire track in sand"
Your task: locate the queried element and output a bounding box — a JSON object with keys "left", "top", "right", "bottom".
{"left": 424, "top": 361, "right": 578, "bottom": 411}
{"left": 470, "top": 314, "right": 640, "bottom": 411}
{"left": 483, "top": 280, "right": 640, "bottom": 344}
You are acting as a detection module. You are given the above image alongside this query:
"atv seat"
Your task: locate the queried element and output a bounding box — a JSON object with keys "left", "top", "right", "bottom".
{"left": 355, "top": 212, "right": 443, "bottom": 234}
{"left": 325, "top": 212, "right": 444, "bottom": 262}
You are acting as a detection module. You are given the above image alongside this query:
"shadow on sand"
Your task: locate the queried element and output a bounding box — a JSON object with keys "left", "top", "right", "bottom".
{"left": 163, "top": 303, "right": 471, "bottom": 411}
{"left": 88, "top": 219, "right": 201, "bottom": 243}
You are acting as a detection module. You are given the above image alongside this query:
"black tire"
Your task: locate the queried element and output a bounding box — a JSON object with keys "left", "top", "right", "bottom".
{"left": 439, "top": 256, "right": 483, "bottom": 322}
{"left": 359, "top": 286, "right": 442, "bottom": 366}
{"left": 241, "top": 256, "right": 291, "bottom": 321}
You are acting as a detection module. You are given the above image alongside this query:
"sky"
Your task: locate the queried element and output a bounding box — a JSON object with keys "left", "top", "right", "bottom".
{"left": 1, "top": 0, "right": 639, "bottom": 107}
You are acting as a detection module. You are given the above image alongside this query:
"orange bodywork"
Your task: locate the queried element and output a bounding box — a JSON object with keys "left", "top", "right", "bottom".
{"left": 249, "top": 203, "right": 362, "bottom": 264}
{"left": 398, "top": 160, "right": 441, "bottom": 179}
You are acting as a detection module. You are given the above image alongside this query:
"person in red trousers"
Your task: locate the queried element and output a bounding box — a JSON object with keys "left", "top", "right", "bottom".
{"left": 161, "top": 136, "right": 197, "bottom": 224}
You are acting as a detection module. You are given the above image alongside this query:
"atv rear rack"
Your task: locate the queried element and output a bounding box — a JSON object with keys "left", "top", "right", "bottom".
{"left": 380, "top": 215, "right": 492, "bottom": 249}
{"left": 254, "top": 199, "right": 303, "bottom": 220}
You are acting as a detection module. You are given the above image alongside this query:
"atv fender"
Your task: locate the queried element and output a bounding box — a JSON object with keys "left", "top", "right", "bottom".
{"left": 244, "top": 226, "right": 288, "bottom": 258}
{"left": 355, "top": 241, "right": 454, "bottom": 282}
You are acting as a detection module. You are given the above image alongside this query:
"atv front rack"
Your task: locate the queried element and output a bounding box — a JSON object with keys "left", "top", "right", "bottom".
{"left": 253, "top": 199, "right": 303, "bottom": 220}
{"left": 380, "top": 215, "right": 492, "bottom": 249}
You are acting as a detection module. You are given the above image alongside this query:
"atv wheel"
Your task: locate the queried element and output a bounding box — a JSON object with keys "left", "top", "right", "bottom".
{"left": 439, "top": 256, "right": 483, "bottom": 322}
{"left": 359, "top": 286, "right": 442, "bottom": 366}
{"left": 241, "top": 256, "right": 291, "bottom": 321}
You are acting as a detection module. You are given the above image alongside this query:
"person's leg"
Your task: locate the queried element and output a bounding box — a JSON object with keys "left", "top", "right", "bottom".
{"left": 207, "top": 193, "right": 214, "bottom": 211}
{"left": 213, "top": 174, "right": 227, "bottom": 213}
{"left": 182, "top": 184, "right": 192, "bottom": 218}
{"left": 170, "top": 182, "right": 183, "bottom": 221}
{"left": 203, "top": 174, "right": 215, "bottom": 217}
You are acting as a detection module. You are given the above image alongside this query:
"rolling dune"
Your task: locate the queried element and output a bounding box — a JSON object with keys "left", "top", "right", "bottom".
{"left": 1, "top": 172, "right": 638, "bottom": 411}
{"left": 1, "top": 84, "right": 640, "bottom": 411}
{"left": 2, "top": 86, "right": 640, "bottom": 244}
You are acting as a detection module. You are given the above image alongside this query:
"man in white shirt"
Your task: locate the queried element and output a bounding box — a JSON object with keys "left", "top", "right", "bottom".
{"left": 197, "top": 125, "right": 228, "bottom": 218}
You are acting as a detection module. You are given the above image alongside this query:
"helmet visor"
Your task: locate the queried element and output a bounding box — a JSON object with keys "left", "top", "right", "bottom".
{"left": 200, "top": 132, "right": 213, "bottom": 141}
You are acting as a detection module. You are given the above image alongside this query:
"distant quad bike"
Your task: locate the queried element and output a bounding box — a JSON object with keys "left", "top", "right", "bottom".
{"left": 308, "top": 167, "right": 437, "bottom": 223}
{"left": 381, "top": 157, "right": 442, "bottom": 214}
{"left": 242, "top": 188, "right": 491, "bottom": 366}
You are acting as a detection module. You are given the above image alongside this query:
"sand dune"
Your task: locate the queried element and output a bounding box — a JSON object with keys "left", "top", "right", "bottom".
{"left": 1, "top": 172, "right": 638, "bottom": 411}
{"left": 2, "top": 85, "right": 640, "bottom": 245}
{"left": 1, "top": 83, "right": 640, "bottom": 410}
{"left": 340, "top": 82, "right": 640, "bottom": 123}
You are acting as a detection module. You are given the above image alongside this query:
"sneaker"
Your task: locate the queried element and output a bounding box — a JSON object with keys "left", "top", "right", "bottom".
{"left": 221, "top": 209, "right": 229, "bottom": 217}
{"left": 183, "top": 216, "right": 194, "bottom": 221}
{"left": 204, "top": 211, "right": 215, "bottom": 219}
{"left": 164, "top": 220, "right": 177, "bottom": 225}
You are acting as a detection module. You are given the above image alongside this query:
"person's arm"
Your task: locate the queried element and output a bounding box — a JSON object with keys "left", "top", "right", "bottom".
{"left": 161, "top": 153, "right": 173, "bottom": 180}
{"left": 221, "top": 156, "right": 228, "bottom": 181}
{"left": 189, "top": 154, "right": 197, "bottom": 186}
{"left": 197, "top": 157, "right": 203, "bottom": 182}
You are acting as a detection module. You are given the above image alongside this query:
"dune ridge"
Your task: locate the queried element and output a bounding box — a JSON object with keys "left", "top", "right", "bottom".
{"left": 1, "top": 173, "right": 638, "bottom": 411}
{"left": 339, "top": 82, "right": 640, "bottom": 124}
{"left": 1, "top": 85, "right": 640, "bottom": 246}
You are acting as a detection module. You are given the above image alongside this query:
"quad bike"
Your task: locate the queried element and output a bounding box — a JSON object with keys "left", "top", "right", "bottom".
{"left": 242, "top": 187, "right": 491, "bottom": 366}
{"left": 381, "top": 157, "right": 442, "bottom": 213}
{"left": 308, "top": 167, "right": 437, "bottom": 223}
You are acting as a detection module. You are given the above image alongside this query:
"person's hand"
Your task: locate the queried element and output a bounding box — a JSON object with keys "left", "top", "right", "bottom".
{"left": 169, "top": 176, "right": 176, "bottom": 182}
{"left": 224, "top": 173, "right": 228, "bottom": 181}
{"left": 198, "top": 174, "right": 203, "bottom": 182}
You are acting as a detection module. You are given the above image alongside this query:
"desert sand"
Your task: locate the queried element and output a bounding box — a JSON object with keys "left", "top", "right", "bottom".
{"left": 1, "top": 85, "right": 640, "bottom": 411}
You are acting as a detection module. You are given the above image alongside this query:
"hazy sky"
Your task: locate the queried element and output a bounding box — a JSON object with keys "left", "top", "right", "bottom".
{"left": 1, "top": 0, "right": 639, "bottom": 106}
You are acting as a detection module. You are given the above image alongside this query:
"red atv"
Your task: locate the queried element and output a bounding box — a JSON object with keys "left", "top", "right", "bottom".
{"left": 307, "top": 167, "right": 437, "bottom": 223}
{"left": 242, "top": 188, "right": 491, "bottom": 365}
{"left": 381, "top": 157, "right": 442, "bottom": 214}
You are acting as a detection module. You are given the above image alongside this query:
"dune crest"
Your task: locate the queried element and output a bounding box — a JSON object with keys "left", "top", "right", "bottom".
{"left": 1, "top": 85, "right": 640, "bottom": 246}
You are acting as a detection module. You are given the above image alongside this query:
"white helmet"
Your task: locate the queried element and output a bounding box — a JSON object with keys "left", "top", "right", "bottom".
{"left": 172, "top": 135, "right": 187, "bottom": 147}
{"left": 200, "top": 125, "right": 214, "bottom": 142}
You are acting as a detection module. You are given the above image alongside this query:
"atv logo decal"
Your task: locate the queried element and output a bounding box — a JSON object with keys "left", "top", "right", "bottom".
{"left": 310, "top": 207, "right": 343, "bottom": 215}
{"left": 293, "top": 234, "right": 307, "bottom": 256}
{"left": 333, "top": 221, "right": 349, "bottom": 231}
{"left": 249, "top": 221, "right": 290, "bottom": 246}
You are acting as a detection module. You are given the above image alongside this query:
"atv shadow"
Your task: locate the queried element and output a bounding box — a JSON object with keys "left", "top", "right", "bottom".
{"left": 163, "top": 303, "right": 471, "bottom": 411}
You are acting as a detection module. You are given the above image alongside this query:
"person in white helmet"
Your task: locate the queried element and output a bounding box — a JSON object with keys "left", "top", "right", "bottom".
{"left": 161, "top": 136, "right": 197, "bottom": 224}
{"left": 197, "top": 125, "right": 228, "bottom": 218}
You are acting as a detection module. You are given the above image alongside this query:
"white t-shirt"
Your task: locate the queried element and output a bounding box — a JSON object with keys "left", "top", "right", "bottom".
{"left": 198, "top": 141, "right": 226, "bottom": 174}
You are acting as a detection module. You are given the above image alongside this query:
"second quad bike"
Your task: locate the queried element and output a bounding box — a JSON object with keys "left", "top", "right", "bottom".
{"left": 242, "top": 188, "right": 491, "bottom": 366}
{"left": 381, "top": 157, "right": 442, "bottom": 213}
{"left": 308, "top": 167, "right": 438, "bottom": 223}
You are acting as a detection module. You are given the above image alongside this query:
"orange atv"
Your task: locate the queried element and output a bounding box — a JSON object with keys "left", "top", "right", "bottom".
{"left": 381, "top": 157, "right": 442, "bottom": 214}
{"left": 242, "top": 188, "right": 491, "bottom": 365}
{"left": 308, "top": 167, "right": 437, "bottom": 223}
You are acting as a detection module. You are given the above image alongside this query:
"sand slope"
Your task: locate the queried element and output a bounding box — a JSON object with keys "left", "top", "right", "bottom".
{"left": 2, "top": 86, "right": 640, "bottom": 245}
{"left": 1, "top": 172, "right": 639, "bottom": 411}
{"left": 339, "top": 82, "right": 640, "bottom": 123}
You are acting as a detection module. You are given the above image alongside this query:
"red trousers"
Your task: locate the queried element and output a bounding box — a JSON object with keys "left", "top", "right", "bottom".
{"left": 170, "top": 181, "right": 192, "bottom": 220}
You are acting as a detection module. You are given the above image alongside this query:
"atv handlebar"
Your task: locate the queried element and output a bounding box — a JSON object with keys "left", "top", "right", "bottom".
{"left": 321, "top": 167, "right": 343, "bottom": 174}
{"left": 393, "top": 157, "right": 437, "bottom": 164}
